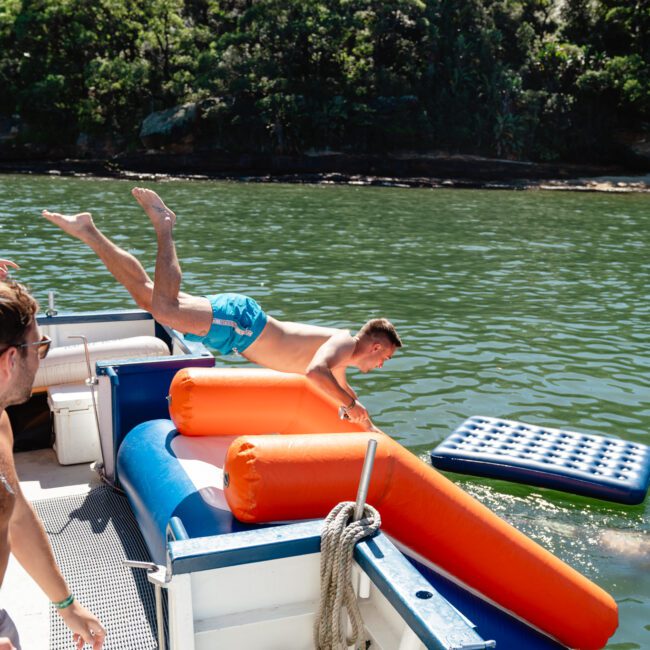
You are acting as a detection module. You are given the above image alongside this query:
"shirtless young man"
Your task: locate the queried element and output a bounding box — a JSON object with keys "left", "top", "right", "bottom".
{"left": 42, "top": 188, "right": 402, "bottom": 430}
{"left": 0, "top": 273, "right": 106, "bottom": 650}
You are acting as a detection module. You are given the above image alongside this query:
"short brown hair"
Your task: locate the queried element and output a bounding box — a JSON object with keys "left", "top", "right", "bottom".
{"left": 0, "top": 279, "right": 38, "bottom": 348}
{"left": 358, "top": 318, "right": 402, "bottom": 348}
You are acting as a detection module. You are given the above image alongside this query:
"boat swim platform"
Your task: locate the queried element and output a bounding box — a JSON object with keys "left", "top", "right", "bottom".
{"left": 431, "top": 415, "right": 650, "bottom": 504}
{"left": 117, "top": 418, "right": 564, "bottom": 650}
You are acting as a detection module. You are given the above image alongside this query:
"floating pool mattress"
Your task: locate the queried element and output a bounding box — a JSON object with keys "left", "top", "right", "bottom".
{"left": 430, "top": 416, "right": 650, "bottom": 505}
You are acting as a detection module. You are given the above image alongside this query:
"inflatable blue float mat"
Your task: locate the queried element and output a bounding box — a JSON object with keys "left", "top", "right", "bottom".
{"left": 431, "top": 416, "right": 650, "bottom": 504}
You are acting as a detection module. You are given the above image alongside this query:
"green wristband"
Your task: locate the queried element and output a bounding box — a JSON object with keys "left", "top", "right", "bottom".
{"left": 53, "top": 594, "right": 75, "bottom": 610}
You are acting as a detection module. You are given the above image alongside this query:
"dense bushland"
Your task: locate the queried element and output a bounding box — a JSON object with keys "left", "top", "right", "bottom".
{"left": 1, "top": 0, "right": 647, "bottom": 162}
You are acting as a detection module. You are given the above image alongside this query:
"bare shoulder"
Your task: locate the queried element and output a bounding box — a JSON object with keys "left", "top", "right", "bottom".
{"left": 320, "top": 330, "right": 356, "bottom": 367}
{"left": 0, "top": 411, "right": 12, "bottom": 446}
{"left": 0, "top": 411, "right": 17, "bottom": 515}
{"left": 327, "top": 329, "right": 354, "bottom": 347}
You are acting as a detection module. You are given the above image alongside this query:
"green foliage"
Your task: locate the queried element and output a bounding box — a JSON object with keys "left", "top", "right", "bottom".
{"left": 0, "top": 0, "right": 646, "bottom": 160}
{"left": 80, "top": 57, "right": 150, "bottom": 134}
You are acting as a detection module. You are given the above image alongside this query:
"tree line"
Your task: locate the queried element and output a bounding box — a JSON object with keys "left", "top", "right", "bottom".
{"left": 0, "top": 0, "right": 647, "bottom": 162}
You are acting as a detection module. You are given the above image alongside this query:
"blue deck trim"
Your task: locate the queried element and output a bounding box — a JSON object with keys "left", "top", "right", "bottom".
{"left": 355, "top": 534, "right": 490, "bottom": 650}
{"left": 167, "top": 520, "right": 322, "bottom": 573}
{"left": 96, "top": 354, "right": 215, "bottom": 377}
{"left": 410, "top": 557, "right": 566, "bottom": 649}
{"left": 167, "top": 522, "right": 489, "bottom": 650}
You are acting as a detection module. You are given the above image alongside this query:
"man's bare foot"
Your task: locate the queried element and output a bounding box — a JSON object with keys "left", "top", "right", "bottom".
{"left": 131, "top": 187, "right": 176, "bottom": 229}
{"left": 42, "top": 210, "right": 96, "bottom": 240}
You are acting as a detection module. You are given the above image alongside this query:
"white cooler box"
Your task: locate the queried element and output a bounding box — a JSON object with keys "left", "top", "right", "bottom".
{"left": 47, "top": 384, "right": 103, "bottom": 465}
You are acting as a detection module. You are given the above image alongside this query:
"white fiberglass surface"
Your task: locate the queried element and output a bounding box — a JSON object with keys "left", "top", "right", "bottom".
{"left": 170, "top": 434, "right": 237, "bottom": 510}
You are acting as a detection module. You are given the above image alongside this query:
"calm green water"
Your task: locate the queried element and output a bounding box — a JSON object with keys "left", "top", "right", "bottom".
{"left": 1, "top": 174, "right": 649, "bottom": 648}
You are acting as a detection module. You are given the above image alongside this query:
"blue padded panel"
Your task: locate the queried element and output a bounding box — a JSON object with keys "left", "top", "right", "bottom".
{"left": 431, "top": 416, "right": 650, "bottom": 504}
{"left": 97, "top": 355, "right": 214, "bottom": 487}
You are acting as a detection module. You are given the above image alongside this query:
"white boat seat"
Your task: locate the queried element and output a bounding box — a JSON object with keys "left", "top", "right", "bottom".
{"left": 34, "top": 336, "right": 170, "bottom": 389}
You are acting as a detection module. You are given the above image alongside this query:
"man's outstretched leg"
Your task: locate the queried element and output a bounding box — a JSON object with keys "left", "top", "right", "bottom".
{"left": 43, "top": 190, "right": 212, "bottom": 336}
{"left": 42, "top": 209, "right": 156, "bottom": 312}
{"left": 130, "top": 187, "right": 212, "bottom": 335}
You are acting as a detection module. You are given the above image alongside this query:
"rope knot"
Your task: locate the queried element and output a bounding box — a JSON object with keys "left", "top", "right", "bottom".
{"left": 314, "top": 501, "right": 381, "bottom": 650}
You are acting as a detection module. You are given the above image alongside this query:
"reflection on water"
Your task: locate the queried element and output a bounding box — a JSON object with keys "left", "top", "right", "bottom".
{"left": 1, "top": 175, "right": 649, "bottom": 648}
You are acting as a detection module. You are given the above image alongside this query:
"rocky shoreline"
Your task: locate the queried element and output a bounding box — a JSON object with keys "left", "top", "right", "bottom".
{"left": 1, "top": 152, "right": 648, "bottom": 192}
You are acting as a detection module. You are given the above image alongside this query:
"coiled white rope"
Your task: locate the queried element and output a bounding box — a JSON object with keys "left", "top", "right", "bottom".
{"left": 314, "top": 501, "right": 381, "bottom": 650}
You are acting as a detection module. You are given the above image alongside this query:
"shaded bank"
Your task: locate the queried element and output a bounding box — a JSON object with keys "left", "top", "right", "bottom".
{"left": 0, "top": 151, "right": 648, "bottom": 192}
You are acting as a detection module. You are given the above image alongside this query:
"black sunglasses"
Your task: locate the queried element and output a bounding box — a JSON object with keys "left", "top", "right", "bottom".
{"left": 1, "top": 334, "right": 52, "bottom": 360}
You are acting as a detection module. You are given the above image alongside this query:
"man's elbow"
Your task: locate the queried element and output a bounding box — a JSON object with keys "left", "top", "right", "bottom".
{"left": 305, "top": 365, "right": 327, "bottom": 385}
{"left": 8, "top": 492, "right": 34, "bottom": 535}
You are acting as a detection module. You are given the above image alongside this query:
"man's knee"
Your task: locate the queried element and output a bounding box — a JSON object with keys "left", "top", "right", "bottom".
{"left": 133, "top": 281, "right": 154, "bottom": 312}
{"left": 151, "top": 296, "right": 179, "bottom": 326}
{"left": 134, "top": 295, "right": 153, "bottom": 312}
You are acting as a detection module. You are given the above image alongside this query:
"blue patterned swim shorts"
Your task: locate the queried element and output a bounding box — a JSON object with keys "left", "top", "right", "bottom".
{"left": 184, "top": 293, "right": 268, "bottom": 355}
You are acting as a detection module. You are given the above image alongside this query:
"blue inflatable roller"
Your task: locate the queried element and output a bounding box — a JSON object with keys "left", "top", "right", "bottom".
{"left": 116, "top": 418, "right": 258, "bottom": 563}
{"left": 431, "top": 416, "right": 650, "bottom": 505}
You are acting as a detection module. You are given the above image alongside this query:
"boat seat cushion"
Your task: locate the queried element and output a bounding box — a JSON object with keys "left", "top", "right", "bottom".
{"left": 430, "top": 416, "right": 650, "bottom": 505}
{"left": 34, "top": 336, "right": 170, "bottom": 389}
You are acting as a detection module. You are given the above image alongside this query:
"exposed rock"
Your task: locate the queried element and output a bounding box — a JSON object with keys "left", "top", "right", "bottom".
{"left": 76, "top": 132, "right": 125, "bottom": 157}
{"left": 0, "top": 114, "right": 21, "bottom": 142}
{"left": 139, "top": 103, "right": 198, "bottom": 150}
{"left": 612, "top": 129, "right": 650, "bottom": 170}
{"left": 630, "top": 139, "right": 650, "bottom": 162}
{"left": 2, "top": 150, "right": 646, "bottom": 192}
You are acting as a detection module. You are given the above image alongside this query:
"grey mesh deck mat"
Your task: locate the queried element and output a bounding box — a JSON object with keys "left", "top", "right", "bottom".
{"left": 33, "top": 486, "right": 166, "bottom": 650}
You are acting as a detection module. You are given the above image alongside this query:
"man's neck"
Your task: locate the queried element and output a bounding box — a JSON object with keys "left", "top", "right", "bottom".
{"left": 349, "top": 335, "right": 361, "bottom": 365}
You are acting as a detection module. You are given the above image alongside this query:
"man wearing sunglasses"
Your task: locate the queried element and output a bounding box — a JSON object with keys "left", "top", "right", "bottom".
{"left": 0, "top": 272, "right": 106, "bottom": 650}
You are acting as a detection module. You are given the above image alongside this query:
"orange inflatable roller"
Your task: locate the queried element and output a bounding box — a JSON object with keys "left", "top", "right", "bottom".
{"left": 224, "top": 433, "right": 617, "bottom": 650}
{"left": 169, "top": 367, "right": 366, "bottom": 436}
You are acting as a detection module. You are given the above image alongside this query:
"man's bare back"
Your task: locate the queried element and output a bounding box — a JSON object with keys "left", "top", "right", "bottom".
{"left": 244, "top": 318, "right": 349, "bottom": 374}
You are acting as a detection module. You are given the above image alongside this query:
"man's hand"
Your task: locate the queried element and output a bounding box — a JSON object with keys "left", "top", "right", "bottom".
{"left": 59, "top": 601, "right": 106, "bottom": 650}
{"left": 346, "top": 400, "right": 369, "bottom": 424}
{"left": 0, "top": 637, "right": 16, "bottom": 650}
{"left": 344, "top": 401, "right": 385, "bottom": 433}
{"left": 0, "top": 260, "right": 18, "bottom": 280}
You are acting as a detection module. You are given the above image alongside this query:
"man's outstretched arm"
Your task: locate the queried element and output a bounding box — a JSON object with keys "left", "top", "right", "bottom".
{"left": 0, "top": 414, "right": 106, "bottom": 649}
{"left": 305, "top": 335, "right": 376, "bottom": 429}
